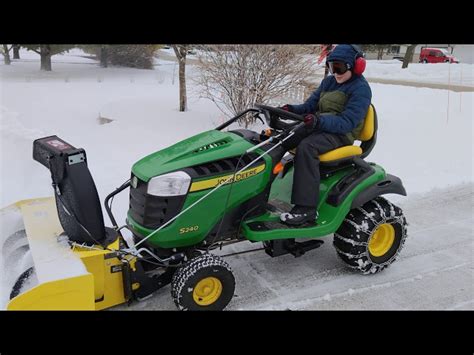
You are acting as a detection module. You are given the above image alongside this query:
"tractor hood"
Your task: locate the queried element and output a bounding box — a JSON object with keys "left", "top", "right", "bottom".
{"left": 132, "top": 130, "right": 255, "bottom": 182}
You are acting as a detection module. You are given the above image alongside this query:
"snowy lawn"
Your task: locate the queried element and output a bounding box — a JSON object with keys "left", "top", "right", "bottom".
{"left": 0, "top": 48, "right": 472, "bottom": 310}
{"left": 364, "top": 60, "right": 473, "bottom": 87}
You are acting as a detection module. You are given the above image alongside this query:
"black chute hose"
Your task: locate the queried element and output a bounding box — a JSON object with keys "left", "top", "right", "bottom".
{"left": 47, "top": 157, "right": 107, "bottom": 248}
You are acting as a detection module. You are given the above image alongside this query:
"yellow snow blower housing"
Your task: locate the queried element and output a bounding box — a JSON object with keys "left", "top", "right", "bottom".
{"left": 5, "top": 197, "right": 129, "bottom": 310}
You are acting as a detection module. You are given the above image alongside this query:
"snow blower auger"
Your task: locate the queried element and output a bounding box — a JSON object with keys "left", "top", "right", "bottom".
{"left": 5, "top": 104, "right": 408, "bottom": 311}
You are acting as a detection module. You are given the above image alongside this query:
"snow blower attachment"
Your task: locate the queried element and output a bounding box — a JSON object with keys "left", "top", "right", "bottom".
{"left": 5, "top": 136, "right": 176, "bottom": 310}
{"left": 4, "top": 104, "right": 408, "bottom": 311}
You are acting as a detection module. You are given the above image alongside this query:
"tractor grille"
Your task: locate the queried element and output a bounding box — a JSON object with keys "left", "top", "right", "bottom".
{"left": 184, "top": 152, "right": 261, "bottom": 178}
{"left": 193, "top": 139, "right": 229, "bottom": 153}
{"left": 129, "top": 176, "right": 186, "bottom": 229}
{"left": 129, "top": 153, "right": 262, "bottom": 229}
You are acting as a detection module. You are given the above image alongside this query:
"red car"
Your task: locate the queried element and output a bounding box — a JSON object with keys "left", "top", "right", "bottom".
{"left": 419, "top": 47, "right": 459, "bottom": 63}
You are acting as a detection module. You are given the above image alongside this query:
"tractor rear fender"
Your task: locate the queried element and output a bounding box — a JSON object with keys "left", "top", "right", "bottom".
{"left": 351, "top": 174, "right": 407, "bottom": 209}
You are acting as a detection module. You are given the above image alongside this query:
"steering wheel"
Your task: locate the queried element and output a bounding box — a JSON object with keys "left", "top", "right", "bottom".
{"left": 255, "top": 104, "right": 304, "bottom": 121}
{"left": 254, "top": 104, "right": 304, "bottom": 131}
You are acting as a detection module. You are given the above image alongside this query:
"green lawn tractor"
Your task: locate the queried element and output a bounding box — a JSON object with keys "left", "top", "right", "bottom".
{"left": 5, "top": 104, "right": 408, "bottom": 310}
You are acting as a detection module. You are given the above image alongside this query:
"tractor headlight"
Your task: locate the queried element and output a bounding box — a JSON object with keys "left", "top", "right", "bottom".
{"left": 147, "top": 171, "right": 191, "bottom": 197}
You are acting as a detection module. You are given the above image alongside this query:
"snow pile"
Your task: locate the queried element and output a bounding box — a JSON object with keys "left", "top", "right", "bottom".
{"left": 368, "top": 82, "right": 472, "bottom": 200}
{"left": 0, "top": 204, "right": 35, "bottom": 308}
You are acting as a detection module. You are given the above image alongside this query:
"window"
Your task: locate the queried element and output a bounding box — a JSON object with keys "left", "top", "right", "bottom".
{"left": 389, "top": 45, "right": 400, "bottom": 54}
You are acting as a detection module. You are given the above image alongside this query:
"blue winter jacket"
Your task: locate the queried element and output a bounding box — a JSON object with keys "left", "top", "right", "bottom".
{"left": 288, "top": 74, "right": 372, "bottom": 142}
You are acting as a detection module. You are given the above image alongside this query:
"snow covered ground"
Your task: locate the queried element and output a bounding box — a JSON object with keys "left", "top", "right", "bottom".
{"left": 364, "top": 59, "right": 474, "bottom": 87}
{"left": 0, "top": 48, "right": 473, "bottom": 310}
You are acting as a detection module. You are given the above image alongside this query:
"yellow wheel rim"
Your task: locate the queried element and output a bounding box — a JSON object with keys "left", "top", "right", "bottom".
{"left": 368, "top": 223, "right": 395, "bottom": 257}
{"left": 193, "top": 277, "right": 223, "bottom": 306}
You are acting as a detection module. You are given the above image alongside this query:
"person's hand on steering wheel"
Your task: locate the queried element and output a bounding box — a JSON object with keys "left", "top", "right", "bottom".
{"left": 254, "top": 104, "right": 305, "bottom": 132}
{"left": 303, "top": 112, "right": 320, "bottom": 130}
{"left": 279, "top": 104, "right": 291, "bottom": 112}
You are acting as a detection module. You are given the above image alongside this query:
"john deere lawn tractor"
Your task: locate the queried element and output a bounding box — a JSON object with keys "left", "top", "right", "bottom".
{"left": 3, "top": 104, "right": 408, "bottom": 310}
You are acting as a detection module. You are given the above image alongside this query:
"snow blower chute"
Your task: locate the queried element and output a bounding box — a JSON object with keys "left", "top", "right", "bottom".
{"left": 4, "top": 104, "right": 408, "bottom": 311}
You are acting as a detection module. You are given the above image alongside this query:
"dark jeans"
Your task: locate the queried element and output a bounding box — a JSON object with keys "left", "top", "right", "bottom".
{"left": 283, "top": 126, "right": 351, "bottom": 208}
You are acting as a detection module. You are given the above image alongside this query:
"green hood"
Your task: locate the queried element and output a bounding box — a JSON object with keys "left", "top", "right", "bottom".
{"left": 132, "top": 130, "right": 254, "bottom": 182}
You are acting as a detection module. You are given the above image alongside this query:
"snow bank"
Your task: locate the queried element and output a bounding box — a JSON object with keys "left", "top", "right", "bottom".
{"left": 369, "top": 83, "right": 473, "bottom": 200}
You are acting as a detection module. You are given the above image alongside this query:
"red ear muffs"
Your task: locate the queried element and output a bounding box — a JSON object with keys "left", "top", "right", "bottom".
{"left": 349, "top": 44, "right": 366, "bottom": 75}
{"left": 353, "top": 56, "right": 366, "bottom": 75}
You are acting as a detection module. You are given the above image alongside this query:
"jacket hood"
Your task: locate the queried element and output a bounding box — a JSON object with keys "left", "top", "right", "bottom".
{"left": 327, "top": 44, "right": 358, "bottom": 68}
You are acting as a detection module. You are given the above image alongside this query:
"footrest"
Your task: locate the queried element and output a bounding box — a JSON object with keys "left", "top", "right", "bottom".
{"left": 247, "top": 220, "right": 316, "bottom": 232}
{"left": 286, "top": 239, "right": 324, "bottom": 257}
{"left": 264, "top": 238, "right": 324, "bottom": 258}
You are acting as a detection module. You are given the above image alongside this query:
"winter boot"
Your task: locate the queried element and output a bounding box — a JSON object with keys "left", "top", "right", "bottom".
{"left": 280, "top": 205, "right": 318, "bottom": 226}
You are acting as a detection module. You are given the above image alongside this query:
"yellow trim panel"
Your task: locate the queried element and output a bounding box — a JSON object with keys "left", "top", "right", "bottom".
{"left": 189, "top": 164, "right": 265, "bottom": 192}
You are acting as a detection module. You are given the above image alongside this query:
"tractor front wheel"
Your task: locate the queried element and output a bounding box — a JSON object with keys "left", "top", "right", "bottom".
{"left": 171, "top": 253, "right": 235, "bottom": 310}
{"left": 334, "top": 197, "right": 408, "bottom": 274}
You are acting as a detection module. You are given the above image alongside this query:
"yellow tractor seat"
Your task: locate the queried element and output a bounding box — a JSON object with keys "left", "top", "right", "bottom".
{"left": 290, "top": 104, "right": 377, "bottom": 164}
{"left": 319, "top": 145, "right": 363, "bottom": 162}
{"left": 319, "top": 104, "right": 376, "bottom": 163}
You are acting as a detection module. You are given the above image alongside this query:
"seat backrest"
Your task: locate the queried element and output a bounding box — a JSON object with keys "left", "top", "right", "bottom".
{"left": 359, "top": 104, "right": 378, "bottom": 159}
{"left": 357, "top": 104, "right": 376, "bottom": 142}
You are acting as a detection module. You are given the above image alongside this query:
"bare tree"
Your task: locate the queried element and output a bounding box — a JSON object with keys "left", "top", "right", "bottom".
{"left": 2, "top": 44, "right": 12, "bottom": 65}
{"left": 376, "top": 45, "right": 387, "bottom": 60}
{"left": 99, "top": 45, "right": 109, "bottom": 68}
{"left": 402, "top": 44, "right": 417, "bottom": 69}
{"left": 194, "top": 45, "right": 315, "bottom": 127}
{"left": 12, "top": 44, "right": 20, "bottom": 59}
{"left": 172, "top": 45, "right": 189, "bottom": 112}
{"left": 361, "top": 44, "right": 393, "bottom": 60}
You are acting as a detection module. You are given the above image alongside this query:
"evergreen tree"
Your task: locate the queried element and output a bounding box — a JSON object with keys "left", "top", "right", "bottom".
{"left": 79, "top": 45, "right": 112, "bottom": 67}
{"left": 22, "top": 45, "right": 75, "bottom": 71}
{"left": 108, "top": 45, "right": 159, "bottom": 69}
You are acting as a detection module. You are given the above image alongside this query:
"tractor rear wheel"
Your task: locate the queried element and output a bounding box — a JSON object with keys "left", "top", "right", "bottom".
{"left": 334, "top": 197, "right": 408, "bottom": 274}
{"left": 171, "top": 253, "right": 235, "bottom": 310}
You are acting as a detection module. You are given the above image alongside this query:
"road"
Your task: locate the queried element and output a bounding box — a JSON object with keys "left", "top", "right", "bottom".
{"left": 116, "top": 183, "right": 473, "bottom": 310}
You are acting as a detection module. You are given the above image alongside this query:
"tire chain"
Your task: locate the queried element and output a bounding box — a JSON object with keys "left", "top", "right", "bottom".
{"left": 333, "top": 197, "right": 408, "bottom": 275}
{"left": 171, "top": 253, "right": 233, "bottom": 310}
